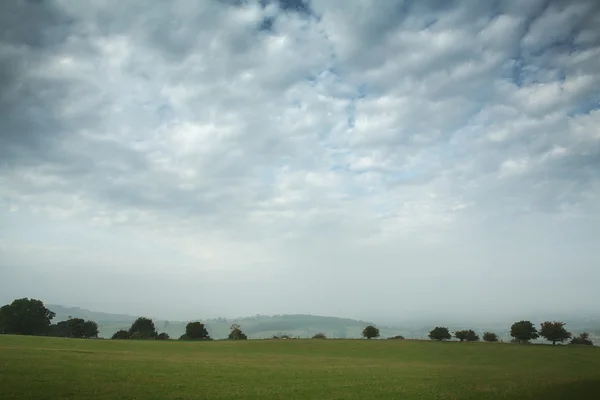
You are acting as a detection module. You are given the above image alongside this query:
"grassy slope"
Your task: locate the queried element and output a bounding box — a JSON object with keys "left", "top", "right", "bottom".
{"left": 1, "top": 335, "right": 599, "bottom": 400}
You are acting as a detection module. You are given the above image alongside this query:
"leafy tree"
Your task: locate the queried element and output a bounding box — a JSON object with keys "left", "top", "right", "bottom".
{"left": 312, "top": 332, "right": 327, "bottom": 339}
{"left": 82, "top": 320, "right": 99, "bottom": 338}
{"left": 50, "top": 321, "right": 69, "bottom": 337}
{"left": 111, "top": 329, "right": 130, "bottom": 339}
{"left": 128, "top": 317, "right": 157, "bottom": 339}
{"left": 570, "top": 332, "right": 593, "bottom": 346}
{"left": 483, "top": 332, "right": 499, "bottom": 342}
{"left": 67, "top": 318, "right": 87, "bottom": 338}
{"left": 185, "top": 322, "right": 211, "bottom": 340}
{"left": 156, "top": 332, "right": 170, "bottom": 340}
{"left": 454, "top": 329, "right": 479, "bottom": 342}
{"left": 0, "top": 298, "right": 56, "bottom": 336}
{"left": 228, "top": 324, "right": 248, "bottom": 340}
{"left": 510, "top": 320, "right": 539, "bottom": 343}
{"left": 362, "top": 325, "right": 380, "bottom": 339}
{"left": 539, "top": 321, "right": 571, "bottom": 345}
{"left": 429, "top": 326, "right": 451, "bottom": 341}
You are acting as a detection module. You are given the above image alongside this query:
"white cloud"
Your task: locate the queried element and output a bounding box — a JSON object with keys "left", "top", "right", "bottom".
{"left": 1, "top": 0, "right": 599, "bottom": 321}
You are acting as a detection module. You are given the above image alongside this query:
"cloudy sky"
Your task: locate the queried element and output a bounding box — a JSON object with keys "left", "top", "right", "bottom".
{"left": 1, "top": 0, "right": 599, "bottom": 323}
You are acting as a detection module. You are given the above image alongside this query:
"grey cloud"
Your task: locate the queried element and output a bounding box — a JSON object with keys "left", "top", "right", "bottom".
{"left": 1, "top": 0, "right": 600, "bottom": 321}
{"left": 0, "top": 0, "right": 73, "bottom": 48}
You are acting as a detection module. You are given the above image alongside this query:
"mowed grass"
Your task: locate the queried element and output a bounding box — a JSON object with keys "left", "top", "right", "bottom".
{"left": 1, "top": 335, "right": 599, "bottom": 400}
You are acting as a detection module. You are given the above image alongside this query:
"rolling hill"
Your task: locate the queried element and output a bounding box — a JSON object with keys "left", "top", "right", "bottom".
{"left": 48, "top": 305, "right": 405, "bottom": 339}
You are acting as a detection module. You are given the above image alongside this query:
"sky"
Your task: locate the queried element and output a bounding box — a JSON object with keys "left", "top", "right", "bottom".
{"left": 1, "top": 0, "right": 599, "bottom": 323}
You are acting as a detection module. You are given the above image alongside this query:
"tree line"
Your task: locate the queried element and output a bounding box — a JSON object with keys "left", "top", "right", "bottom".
{"left": 417, "top": 320, "right": 592, "bottom": 345}
{"left": 343, "top": 322, "right": 592, "bottom": 346}
{"left": 0, "top": 298, "right": 594, "bottom": 346}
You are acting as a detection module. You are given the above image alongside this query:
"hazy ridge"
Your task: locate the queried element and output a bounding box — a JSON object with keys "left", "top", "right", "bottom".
{"left": 49, "top": 304, "right": 600, "bottom": 341}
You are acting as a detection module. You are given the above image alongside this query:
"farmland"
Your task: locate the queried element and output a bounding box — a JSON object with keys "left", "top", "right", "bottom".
{"left": 1, "top": 335, "right": 599, "bottom": 399}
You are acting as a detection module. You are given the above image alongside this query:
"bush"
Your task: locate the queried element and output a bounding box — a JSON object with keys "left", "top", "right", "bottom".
{"left": 130, "top": 332, "right": 145, "bottom": 340}
{"left": 312, "top": 332, "right": 327, "bottom": 339}
{"left": 570, "top": 332, "right": 593, "bottom": 346}
{"left": 111, "top": 330, "right": 130, "bottom": 340}
{"left": 156, "top": 332, "right": 170, "bottom": 340}
{"left": 387, "top": 335, "right": 405, "bottom": 340}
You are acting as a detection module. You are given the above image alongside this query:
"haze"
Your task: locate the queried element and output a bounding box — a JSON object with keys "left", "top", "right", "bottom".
{"left": 1, "top": 0, "right": 599, "bottom": 324}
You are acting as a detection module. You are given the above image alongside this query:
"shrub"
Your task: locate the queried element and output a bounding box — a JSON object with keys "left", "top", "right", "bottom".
{"left": 570, "top": 332, "right": 593, "bottom": 346}
{"left": 111, "top": 330, "right": 130, "bottom": 340}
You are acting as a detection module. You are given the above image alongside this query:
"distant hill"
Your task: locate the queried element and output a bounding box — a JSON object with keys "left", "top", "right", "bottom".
{"left": 47, "top": 304, "right": 600, "bottom": 342}
{"left": 47, "top": 305, "right": 405, "bottom": 339}
{"left": 49, "top": 305, "right": 138, "bottom": 324}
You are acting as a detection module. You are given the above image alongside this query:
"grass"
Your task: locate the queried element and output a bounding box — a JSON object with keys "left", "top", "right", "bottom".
{"left": 1, "top": 335, "right": 599, "bottom": 399}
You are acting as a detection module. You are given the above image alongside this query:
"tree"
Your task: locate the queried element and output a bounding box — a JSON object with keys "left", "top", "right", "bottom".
{"left": 82, "top": 320, "right": 99, "bottom": 338}
{"left": 111, "top": 329, "right": 130, "bottom": 339}
{"left": 50, "top": 321, "right": 69, "bottom": 337}
{"left": 510, "top": 320, "right": 539, "bottom": 343}
{"left": 228, "top": 324, "right": 248, "bottom": 340}
{"left": 454, "top": 329, "right": 479, "bottom": 342}
{"left": 429, "top": 326, "right": 451, "bottom": 341}
{"left": 362, "top": 325, "right": 380, "bottom": 339}
{"left": 387, "top": 335, "right": 405, "bottom": 340}
{"left": 128, "top": 317, "right": 157, "bottom": 339}
{"left": 0, "top": 298, "right": 56, "bottom": 336}
{"left": 185, "top": 322, "right": 211, "bottom": 340}
{"left": 570, "top": 332, "right": 593, "bottom": 346}
{"left": 312, "top": 332, "right": 327, "bottom": 339}
{"left": 67, "top": 318, "right": 87, "bottom": 338}
{"left": 539, "top": 321, "right": 571, "bottom": 345}
{"left": 156, "top": 332, "right": 170, "bottom": 340}
{"left": 483, "top": 332, "right": 499, "bottom": 342}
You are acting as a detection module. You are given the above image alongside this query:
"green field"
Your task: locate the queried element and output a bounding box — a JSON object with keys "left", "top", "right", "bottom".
{"left": 1, "top": 336, "right": 599, "bottom": 399}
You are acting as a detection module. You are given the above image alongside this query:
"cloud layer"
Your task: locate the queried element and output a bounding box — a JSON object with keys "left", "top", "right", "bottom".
{"left": 1, "top": 0, "right": 599, "bottom": 321}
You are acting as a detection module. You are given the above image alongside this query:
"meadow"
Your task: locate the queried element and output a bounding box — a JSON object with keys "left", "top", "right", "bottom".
{"left": 0, "top": 335, "right": 599, "bottom": 399}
